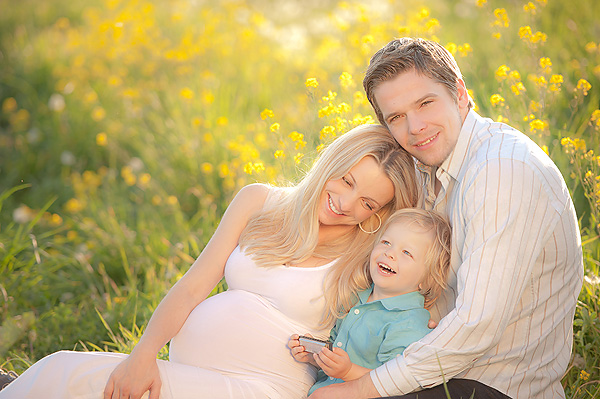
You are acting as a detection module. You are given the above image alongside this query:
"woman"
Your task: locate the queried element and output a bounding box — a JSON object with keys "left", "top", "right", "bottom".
{"left": 0, "top": 124, "right": 418, "bottom": 399}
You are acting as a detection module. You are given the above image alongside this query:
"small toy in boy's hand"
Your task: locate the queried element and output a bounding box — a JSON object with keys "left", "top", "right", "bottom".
{"left": 298, "top": 336, "right": 333, "bottom": 353}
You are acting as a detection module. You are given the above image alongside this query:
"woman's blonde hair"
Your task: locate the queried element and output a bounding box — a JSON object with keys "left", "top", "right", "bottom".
{"left": 373, "top": 208, "right": 452, "bottom": 309}
{"left": 239, "top": 124, "right": 419, "bottom": 326}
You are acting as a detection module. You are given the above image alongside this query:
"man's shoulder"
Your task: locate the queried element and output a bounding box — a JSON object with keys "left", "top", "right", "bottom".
{"left": 463, "top": 115, "right": 559, "bottom": 177}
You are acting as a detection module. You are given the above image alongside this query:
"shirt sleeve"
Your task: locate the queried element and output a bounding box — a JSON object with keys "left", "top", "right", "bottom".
{"left": 376, "top": 311, "right": 431, "bottom": 364}
{"left": 371, "top": 158, "right": 565, "bottom": 395}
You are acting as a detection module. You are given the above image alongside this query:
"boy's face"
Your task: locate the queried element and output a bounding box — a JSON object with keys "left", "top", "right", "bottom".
{"left": 373, "top": 69, "right": 469, "bottom": 167}
{"left": 369, "top": 219, "right": 434, "bottom": 301}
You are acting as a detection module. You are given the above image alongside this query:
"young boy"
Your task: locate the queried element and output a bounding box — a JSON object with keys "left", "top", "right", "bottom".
{"left": 289, "top": 208, "right": 451, "bottom": 394}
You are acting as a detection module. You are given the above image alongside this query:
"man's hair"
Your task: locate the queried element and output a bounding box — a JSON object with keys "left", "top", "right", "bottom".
{"left": 363, "top": 37, "right": 474, "bottom": 125}
{"left": 374, "top": 207, "right": 452, "bottom": 309}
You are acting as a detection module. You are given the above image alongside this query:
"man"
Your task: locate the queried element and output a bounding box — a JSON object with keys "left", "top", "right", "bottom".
{"left": 309, "top": 37, "right": 583, "bottom": 398}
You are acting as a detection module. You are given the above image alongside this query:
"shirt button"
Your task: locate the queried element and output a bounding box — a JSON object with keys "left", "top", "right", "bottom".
{"left": 354, "top": 309, "right": 360, "bottom": 315}
{"left": 337, "top": 342, "right": 343, "bottom": 347}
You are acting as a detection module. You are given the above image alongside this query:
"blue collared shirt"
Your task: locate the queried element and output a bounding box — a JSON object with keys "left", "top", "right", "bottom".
{"left": 309, "top": 286, "right": 431, "bottom": 394}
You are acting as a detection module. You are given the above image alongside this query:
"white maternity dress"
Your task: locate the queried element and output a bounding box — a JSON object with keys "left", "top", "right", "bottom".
{"left": 0, "top": 246, "right": 335, "bottom": 399}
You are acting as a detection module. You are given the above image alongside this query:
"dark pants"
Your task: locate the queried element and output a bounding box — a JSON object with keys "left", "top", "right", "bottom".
{"left": 381, "top": 379, "right": 511, "bottom": 399}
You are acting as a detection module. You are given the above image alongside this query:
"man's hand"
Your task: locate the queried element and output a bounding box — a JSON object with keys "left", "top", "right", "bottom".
{"left": 308, "top": 373, "right": 380, "bottom": 398}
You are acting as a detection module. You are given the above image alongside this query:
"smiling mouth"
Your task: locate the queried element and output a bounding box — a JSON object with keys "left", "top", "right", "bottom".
{"left": 328, "top": 195, "right": 344, "bottom": 215}
{"left": 378, "top": 262, "right": 396, "bottom": 275}
{"left": 416, "top": 132, "right": 439, "bottom": 147}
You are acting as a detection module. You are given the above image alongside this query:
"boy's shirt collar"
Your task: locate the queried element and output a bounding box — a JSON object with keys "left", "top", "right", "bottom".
{"left": 358, "top": 284, "right": 425, "bottom": 311}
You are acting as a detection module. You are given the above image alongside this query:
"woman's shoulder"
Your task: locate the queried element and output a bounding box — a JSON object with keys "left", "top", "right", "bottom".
{"left": 238, "top": 183, "right": 291, "bottom": 204}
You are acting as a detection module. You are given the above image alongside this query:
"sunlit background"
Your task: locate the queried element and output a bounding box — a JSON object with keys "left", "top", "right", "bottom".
{"left": 0, "top": 0, "right": 599, "bottom": 395}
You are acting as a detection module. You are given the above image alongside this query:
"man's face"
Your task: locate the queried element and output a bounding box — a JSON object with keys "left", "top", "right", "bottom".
{"left": 373, "top": 69, "right": 469, "bottom": 167}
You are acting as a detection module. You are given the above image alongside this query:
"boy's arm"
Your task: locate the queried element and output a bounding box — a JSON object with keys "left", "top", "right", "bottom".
{"left": 314, "top": 347, "right": 371, "bottom": 381}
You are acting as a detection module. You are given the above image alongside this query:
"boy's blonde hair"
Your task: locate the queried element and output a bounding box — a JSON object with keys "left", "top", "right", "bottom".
{"left": 239, "top": 124, "right": 419, "bottom": 327}
{"left": 374, "top": 208, "right": 451, "bottom": 309}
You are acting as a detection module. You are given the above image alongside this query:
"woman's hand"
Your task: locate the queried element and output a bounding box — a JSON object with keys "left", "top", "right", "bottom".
{"left": 103, "top": 350, "right": 161, "bottom": 399}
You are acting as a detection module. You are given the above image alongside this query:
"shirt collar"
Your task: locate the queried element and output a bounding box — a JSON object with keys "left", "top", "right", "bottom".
{"left": 437, "top": 108, "right": 479, "bottom": 181}
{"left": 358, "top": 284, "right": 426, "bottom": 311}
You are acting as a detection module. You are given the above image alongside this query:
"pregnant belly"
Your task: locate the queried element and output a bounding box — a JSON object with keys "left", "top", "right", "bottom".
{"left": 169, "top": 289, "right": 317, "bottom": 389}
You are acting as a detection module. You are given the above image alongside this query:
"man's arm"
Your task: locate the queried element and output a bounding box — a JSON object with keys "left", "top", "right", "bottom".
{"left": 309, "top": 373, "right": 379, "bottom": 399}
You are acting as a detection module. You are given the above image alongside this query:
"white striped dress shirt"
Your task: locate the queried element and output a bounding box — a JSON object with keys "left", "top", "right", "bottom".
{"left": 371, "top": 110, "right": 584, "bottom": 398}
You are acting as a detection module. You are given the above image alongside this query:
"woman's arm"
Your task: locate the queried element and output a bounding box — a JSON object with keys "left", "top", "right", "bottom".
{"left": 103, "top": 184, "right": 270, "bottom": 399}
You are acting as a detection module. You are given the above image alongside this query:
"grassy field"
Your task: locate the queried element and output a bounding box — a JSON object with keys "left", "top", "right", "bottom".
{"left": 0, "top": 0, "right": 598, "bottom": 396}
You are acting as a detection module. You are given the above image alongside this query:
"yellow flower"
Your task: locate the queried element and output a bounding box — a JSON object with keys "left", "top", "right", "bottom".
{"left": 305, "top": 78, "right": 319, "bottom": 88}
{"left": 260, "top": 108, "right": 274, "bottom": 120}
{"left": 361, "top": 34, "right": 374, "bottom": 45}
{"left": 201, "top": 162, "right": 213, "bottom": 173}
{"left": 167, "top": 196, "right": 179, "bottom": 206}
{"left": 529, "top": 119, "right": 548, "bottom": 132}
{"left": 531, "top": 31, "right": 547, "bottom": 44}
{"left": 539, "top": 57, "right": 552, "bottom": 71}
{"left": 318, "top": 104, "right": 336, "bottom": 118}
{"left": 96, "top": 132, "right": 107, "bottom": 146}
{"left": 458, "top": 43, "right": 472, "bottom": 57}
{"left": 339, "top": 72, "right": 354, "bottom": 89}
{"left": 322, "top": 90, "right": 338, "bottom": 102}
{"left": 192, "top": 117, "right": 204, "bottom": 127}
{"left": 591, "top": 109, "right": 600, "bottom": 127}
{"left": 65, "top": 198, "right": 84, "bottom": 213}
{"left": 509, "top": 70, "right": 521, "bottom": 81}
{"left": 202, "top": 90, "right": 215, "bottom": 104}
{"left": 511, "top": 82, "right": 526, "bottom": 96}
{"left": 493, "top": 8, "right": 509, "bottom": 28}
{"left": 580, "top": 370, "right": 590, "bottom": 381}
{"left": 270, "top": 122, "right": 280, "bottom": 132}
{"left": 476, "top": 0, "right": 487, "bottom": 7}
{"left": 91, "top": 106, "right": 106, "bottom": 122}
{"left": 320, "top": 125, "right": 336, "bottom": 140}
{"left": 541, "top": 145, "right": 549, "bottom": 155}
{"left": 425, "top": 18, "right": 440, "bottom": 33}
{"left": 523, "top": 2, "right": 536, "bottom": 14}
{"left": 497, "top": 115, "right": 509, "bottom": 123}
{"left": 294, "top": 153, "right": 304, "bottom": 164}
{"left": 180, "top": 87, "right": 194, "bottom": 100}
{"left": 490, "top": 94, "right": 505, "bottom": 107}
{"left": 445, "top": 42, "right": 457, "bottom": 55}
{"left": 585, "top": 42, "right": 597, "bottom": 53}
{"left": 576, "top": 79, "right": 592, "bottom": 95}
{"left": 135, "top": 173, "right": 150, "bottom": 188}
{"left": 495, "top": 65, "right": 510, "bottom": 80}
{"left": 337, "top": 102, "right": 351, "bottom": 113}
{"left": 274, "top": 150, "right": 285, "bottom": 159}
{"left": 2, "top": 97, "right": 17, "bottom": 113}
{"left": 529, "top": 100, "right": 541, "bottom": 112}
{"left": 519, "top": 26, "right": 532, "bottom": 39}
{"left": 216, "top": 116, "right": 228, "bottom": 126}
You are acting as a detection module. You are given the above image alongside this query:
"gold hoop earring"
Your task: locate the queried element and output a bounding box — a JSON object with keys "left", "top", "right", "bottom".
{"left": 359, "top": 213, "right": 382, "bottom": 234}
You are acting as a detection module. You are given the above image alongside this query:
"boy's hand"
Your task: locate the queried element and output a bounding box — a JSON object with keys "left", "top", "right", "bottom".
{"left": 313, "top": 347, "right": 352, "bottom": 380}
{"left": 288, "top": 334, "right": 317, "bottom": 365}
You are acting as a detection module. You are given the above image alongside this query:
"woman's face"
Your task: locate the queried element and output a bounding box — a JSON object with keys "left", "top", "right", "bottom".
{"left": 319, "top": 156, "right": 395, "bottom": 228}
